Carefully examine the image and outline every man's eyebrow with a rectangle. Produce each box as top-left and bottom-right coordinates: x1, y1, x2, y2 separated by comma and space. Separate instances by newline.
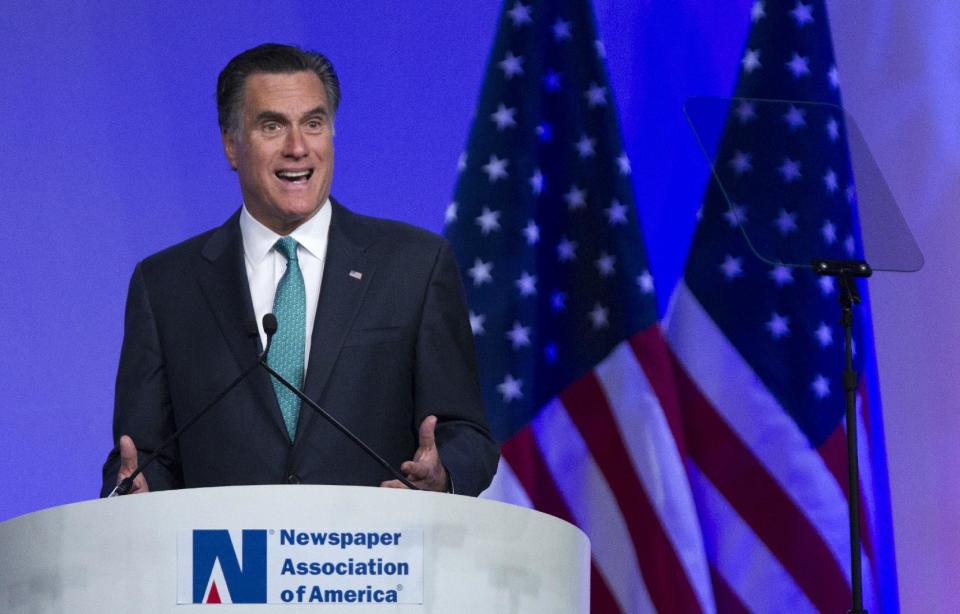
301, 105, 329, 119
253, 111, 289, 124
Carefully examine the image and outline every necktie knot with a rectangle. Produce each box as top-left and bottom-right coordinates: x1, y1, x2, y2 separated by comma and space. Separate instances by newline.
274, 237, 299, 263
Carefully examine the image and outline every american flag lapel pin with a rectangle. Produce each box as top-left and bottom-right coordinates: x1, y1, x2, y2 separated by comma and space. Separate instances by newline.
349, 270, 363, 280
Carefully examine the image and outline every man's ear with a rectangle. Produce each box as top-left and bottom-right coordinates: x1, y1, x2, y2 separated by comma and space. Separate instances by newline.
222, 131, 238, 171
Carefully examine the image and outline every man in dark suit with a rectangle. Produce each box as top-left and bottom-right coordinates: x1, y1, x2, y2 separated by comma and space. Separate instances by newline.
100, 44, 498, 497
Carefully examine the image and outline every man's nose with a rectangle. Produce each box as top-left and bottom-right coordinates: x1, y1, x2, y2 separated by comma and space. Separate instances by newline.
283, 128, 308, 157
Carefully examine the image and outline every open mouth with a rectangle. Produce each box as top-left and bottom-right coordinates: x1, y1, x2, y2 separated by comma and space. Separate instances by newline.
275, 169, 314, 183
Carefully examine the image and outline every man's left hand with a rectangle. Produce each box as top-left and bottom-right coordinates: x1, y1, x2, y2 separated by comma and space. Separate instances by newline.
381, 415, 449, 492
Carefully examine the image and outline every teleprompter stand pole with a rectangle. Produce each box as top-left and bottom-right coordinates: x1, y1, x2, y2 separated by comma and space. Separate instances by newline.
812, 258, 871, 614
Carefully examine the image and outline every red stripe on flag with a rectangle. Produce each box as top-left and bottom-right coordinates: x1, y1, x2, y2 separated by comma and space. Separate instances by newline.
561, 372, 702, 614
629, 326, 689, 460
818, 424, 849, 492
709, 565, 750, 614
501, 428, 623, 614
668, 351, 852, 612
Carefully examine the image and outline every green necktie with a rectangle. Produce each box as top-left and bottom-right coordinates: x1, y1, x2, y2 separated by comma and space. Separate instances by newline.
270, 237, 306, 441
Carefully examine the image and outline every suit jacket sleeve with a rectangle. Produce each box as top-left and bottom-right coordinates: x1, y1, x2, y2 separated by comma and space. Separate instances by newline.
414, 239, 499, 496
100, 262, 184, 496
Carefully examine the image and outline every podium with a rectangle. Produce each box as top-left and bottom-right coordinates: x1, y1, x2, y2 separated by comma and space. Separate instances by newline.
0, 485, 589, 613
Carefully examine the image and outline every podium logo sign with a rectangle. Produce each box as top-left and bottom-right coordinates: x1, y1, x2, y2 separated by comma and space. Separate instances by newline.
177, 528, 424, 605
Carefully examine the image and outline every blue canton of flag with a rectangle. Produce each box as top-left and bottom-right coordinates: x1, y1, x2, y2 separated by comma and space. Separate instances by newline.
444, 0, 655, 443
666, 0, 898, 612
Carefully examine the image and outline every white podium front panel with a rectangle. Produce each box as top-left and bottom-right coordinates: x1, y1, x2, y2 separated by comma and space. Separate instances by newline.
0, 485, 589, 613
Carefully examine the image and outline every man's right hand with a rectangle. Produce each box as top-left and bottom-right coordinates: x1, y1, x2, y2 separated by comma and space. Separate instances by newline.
117, 435, 150, 494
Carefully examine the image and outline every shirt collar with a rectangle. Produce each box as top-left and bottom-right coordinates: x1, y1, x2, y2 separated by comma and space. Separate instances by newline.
239, 199, 332, 265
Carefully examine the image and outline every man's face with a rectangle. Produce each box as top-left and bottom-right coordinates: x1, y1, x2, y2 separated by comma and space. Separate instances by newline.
223, 71, 334, 235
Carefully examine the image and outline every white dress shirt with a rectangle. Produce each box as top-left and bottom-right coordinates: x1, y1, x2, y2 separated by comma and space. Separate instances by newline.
239, 200, 332, 370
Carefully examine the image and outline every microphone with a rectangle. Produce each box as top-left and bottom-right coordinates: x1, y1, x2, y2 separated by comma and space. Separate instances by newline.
108, 315, 277, 497
259, 317, 420, 490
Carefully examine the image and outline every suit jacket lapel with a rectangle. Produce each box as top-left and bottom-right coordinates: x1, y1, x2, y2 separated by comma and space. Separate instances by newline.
197, 211, 289, 440
296, 201, 375, 441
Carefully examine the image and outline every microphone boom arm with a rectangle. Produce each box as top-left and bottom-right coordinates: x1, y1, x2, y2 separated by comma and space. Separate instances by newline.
259, 359, 420, 491
107, 323, 276, 498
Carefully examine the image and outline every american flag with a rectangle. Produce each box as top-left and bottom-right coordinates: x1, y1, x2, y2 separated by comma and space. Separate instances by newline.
445, 1, 713, 612
665, 0, 897, 612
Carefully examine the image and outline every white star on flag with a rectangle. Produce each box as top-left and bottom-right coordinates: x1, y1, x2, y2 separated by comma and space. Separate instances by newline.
778, 157, 802, 182
724, 203, 747, 228
506, 321, 532, 349
594, 39, 606, 59
815, 322, 833, 347
766, 312, 790, 339
751, 0, 766, 21
467, 258, 493, 286
605, 199, 628, 225
791, 1, 814, 26
769, 265, 794, 286
469, 311, 486, 336
445, 202, 458, 224
824, 168, 838, 193
845, 235, 856, 256
819, 276, 835, 296
575, 134, 596, 158
720, 254, 744, 279
742, 49, 761, 73
490, 103, 517, 130
475, 207, 501, 235
522, 219, 540, 245
786, 52, 811, 78
826, 117, 840, 141
557, 236, 578, 262
821, 219, 837, 244
774, 208, 799, 234
595, 252, 616, 277
637, 270, 655, 294
783, 105, 807, 130
529, 168, 544, 194
811, 374, 830, 399
496, 373, 523, 401
482, 155, 509, 182
515, 271, 537, 297
588, 303, 609, 329
828, 64, 840, 89
735, 100, 757, 123
617, 152, 631, 175
507, 1, 532, 27
498, 51, 525, 79
564, 185, 587, 210
729, 150, 753, 175
457, 152, 467, 172
584, 83, 607, 107
552, 18, 572, 41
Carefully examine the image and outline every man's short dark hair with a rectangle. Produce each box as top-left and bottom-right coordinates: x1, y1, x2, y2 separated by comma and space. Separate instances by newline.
216, 43, 341, 135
